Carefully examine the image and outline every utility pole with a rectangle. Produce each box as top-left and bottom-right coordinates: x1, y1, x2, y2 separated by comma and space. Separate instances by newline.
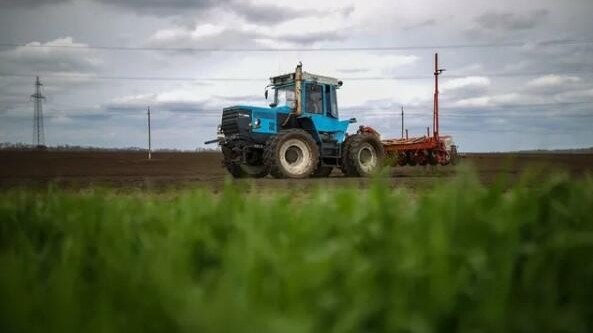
147, 106, 152, 160
401, 106, 404, 139
30, 76, 45, 148
434, 53, 445, 139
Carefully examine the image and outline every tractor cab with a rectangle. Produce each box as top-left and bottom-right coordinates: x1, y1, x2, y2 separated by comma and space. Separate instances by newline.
262, 65, 352, 143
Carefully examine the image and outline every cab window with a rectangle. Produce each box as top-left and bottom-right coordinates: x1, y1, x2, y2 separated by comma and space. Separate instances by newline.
324, 85, 331, 116
306, 84, 323, 114
329, 86, 338, 118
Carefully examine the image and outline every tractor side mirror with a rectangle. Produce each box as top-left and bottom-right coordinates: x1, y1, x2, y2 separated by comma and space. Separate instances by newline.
264, 89, 268, 100
349, 118, 357, 124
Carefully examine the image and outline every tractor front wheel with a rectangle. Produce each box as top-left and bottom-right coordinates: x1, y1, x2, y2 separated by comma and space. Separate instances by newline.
264, 129, 319, 178
221, 145, 268, 178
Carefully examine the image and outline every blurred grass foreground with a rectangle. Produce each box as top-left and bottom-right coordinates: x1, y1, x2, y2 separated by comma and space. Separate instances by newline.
1, 173, 592, 333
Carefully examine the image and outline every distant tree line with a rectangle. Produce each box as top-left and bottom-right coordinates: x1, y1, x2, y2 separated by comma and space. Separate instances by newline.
0, 142, 220, 153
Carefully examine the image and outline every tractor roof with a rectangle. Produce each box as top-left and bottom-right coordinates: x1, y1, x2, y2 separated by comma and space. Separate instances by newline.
270, 71, 341, 87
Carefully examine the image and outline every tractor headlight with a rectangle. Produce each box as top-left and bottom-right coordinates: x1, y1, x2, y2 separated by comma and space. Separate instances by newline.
250, 118, 261, 129
216, 124, 222, 134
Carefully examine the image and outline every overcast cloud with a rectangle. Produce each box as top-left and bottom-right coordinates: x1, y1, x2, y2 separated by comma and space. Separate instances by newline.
0, 0, 592, 151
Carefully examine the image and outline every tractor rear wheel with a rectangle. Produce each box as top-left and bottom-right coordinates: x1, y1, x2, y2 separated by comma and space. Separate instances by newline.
342, 133, 385, 177
264, 129, 319, 179
339, 134, 355, 175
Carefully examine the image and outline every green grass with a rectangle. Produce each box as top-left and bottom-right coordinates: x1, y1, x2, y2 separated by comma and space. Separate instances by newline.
0, 173, 592, 333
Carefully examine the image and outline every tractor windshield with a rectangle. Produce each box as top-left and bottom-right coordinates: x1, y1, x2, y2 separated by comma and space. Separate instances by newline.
275, 86, 296, 109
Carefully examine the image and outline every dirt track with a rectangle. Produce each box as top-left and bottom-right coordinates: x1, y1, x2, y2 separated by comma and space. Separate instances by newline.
1, 151, 592, 191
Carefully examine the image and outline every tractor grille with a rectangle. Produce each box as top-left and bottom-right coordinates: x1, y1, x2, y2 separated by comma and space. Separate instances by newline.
221, 108, 250, 136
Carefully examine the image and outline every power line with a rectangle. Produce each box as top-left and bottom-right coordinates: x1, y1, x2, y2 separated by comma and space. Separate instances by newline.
57, 100, 593, 115
442, 100, 593, 110
342, 101, 593, 117
2, 70, 593, 82
0, 39, 592, 53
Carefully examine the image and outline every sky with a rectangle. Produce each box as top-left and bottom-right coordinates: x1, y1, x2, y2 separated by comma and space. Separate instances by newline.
0, 0, 592, 152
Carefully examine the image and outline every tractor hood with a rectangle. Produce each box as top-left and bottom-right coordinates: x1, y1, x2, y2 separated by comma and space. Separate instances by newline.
220, 104, 292, 140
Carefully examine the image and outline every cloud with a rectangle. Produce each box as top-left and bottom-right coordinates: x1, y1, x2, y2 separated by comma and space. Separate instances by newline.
334, 54, 418, 76
522, 74, 590, 97
441, 76, 491, 101
104, 89, 262, 115
442, 76, 491, 90
454, 96, 492, 107
0, 37, 101, 75
465, 9, 550, 40
226, 1, 321, 24
96, 0, 222, 16
0, 0, 70, 8
95, 0, 325, 24
527, 74, 581, 88
476, 9, 549, 32
104, 92, 205, 113
148, 12, 349, 48
402, 19, 436, 31
556, 88, 593, 102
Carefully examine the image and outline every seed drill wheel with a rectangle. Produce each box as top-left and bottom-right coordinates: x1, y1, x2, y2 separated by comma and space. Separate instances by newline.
436, 149, 450, 166
397, 152, 408, 166
342, 133, 385, 177
264, 129, 319, 178
407, 151, 417, 166
221, 145, 268, 178
416, 150, 429, 166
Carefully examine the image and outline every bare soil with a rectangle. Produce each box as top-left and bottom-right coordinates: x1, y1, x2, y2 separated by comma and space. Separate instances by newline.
0, 151, 591, 191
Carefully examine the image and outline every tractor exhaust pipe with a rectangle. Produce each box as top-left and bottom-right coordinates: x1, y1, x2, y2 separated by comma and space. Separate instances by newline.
294, 62, 303, 117
282, 62, 303, 127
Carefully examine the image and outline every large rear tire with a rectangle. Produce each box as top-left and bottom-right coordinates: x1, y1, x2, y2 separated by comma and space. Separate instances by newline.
264, 129, 319, 179
342, 133, 385, 177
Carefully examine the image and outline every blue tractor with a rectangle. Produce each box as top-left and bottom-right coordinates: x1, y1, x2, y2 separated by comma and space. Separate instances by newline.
206, 63, 385, 178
